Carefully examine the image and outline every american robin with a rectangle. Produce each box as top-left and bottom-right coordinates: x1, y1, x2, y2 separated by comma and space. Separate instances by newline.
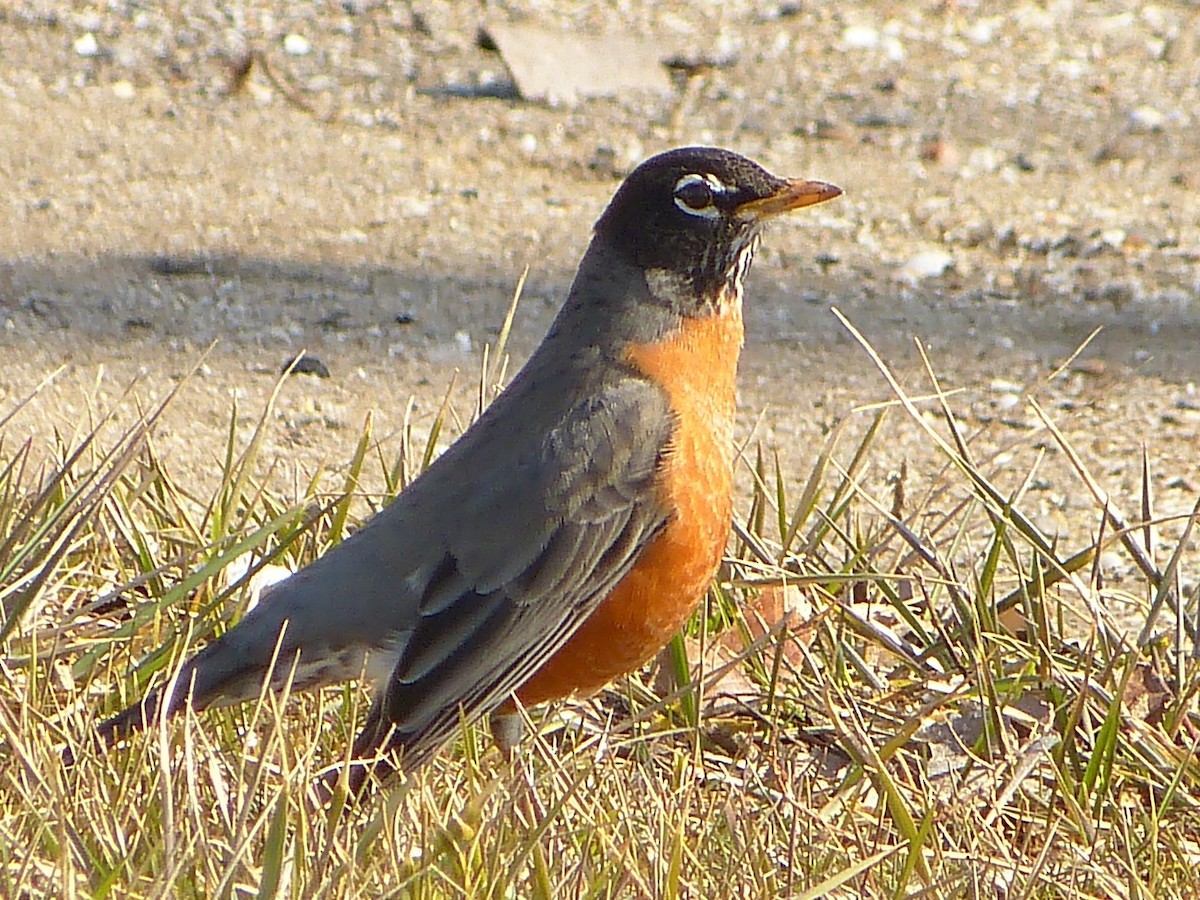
90, 147, 841, 795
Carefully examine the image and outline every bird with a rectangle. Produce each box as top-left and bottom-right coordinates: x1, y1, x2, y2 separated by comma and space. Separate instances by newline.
88, 147, 841, 796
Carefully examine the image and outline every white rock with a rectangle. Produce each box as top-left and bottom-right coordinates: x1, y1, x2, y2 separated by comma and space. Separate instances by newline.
220, 554, 294, 613
112, 80, 136, 100
1099, 551, 1126, 576
901, 249, 954, 281
283, 33, 312, 56
842, 24, 880, 49
965, 146, 1003, 176
74, 33, 100, 57
396, 196, 432, 217
1100, 228, 1127, 250
1128, 105, 1165, 133
967, 19, 997, 43
1054, 59, 1088, 80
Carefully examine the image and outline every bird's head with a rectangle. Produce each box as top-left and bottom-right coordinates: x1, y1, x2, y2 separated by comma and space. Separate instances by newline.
594, 147, 841, 310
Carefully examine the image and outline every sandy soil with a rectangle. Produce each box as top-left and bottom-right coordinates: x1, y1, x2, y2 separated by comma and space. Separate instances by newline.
2, 1, 1199, 600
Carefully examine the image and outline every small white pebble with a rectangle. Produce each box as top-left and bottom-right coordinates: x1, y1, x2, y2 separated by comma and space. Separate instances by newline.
519, 133, 538, 155
1100, 228, 1127, 250
967, 20, 996, 43
842, 24, 880, 49
283, 33, 312, 56
965, 146, 1003, 176
1128, 105, 1165, 133
112, 79, 136, 100
1054, 59, 1088, 80
74, 33, 100, 57
901, 249, 954, 281
397, 196, 432, 217
454, 330, 473, 353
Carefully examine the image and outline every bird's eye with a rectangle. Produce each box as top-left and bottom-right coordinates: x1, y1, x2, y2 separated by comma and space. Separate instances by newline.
673, 173, 721, 218
675, 177, 713, 210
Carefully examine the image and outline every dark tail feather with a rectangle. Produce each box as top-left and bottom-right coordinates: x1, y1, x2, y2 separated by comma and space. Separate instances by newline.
67, 665, 202, 765
330, 697, 396, 799
320, 697, 435, 801
96, 688, 166, 746
61, 687, 165, 767
74, 632, 263, 764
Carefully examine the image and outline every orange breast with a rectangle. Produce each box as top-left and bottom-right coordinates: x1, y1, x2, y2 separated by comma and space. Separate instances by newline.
516, 296, 744, 706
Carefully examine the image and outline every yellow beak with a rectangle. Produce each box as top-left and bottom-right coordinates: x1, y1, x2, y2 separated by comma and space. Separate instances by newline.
736, 179, 843, 220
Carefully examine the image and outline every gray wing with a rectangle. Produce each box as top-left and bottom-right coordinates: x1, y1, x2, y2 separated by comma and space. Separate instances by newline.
371, 372, 674, 767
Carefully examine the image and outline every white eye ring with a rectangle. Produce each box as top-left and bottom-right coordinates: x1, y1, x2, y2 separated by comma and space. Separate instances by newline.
673, 173, 727, 219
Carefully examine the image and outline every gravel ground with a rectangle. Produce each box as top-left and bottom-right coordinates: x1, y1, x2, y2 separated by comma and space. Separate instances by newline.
2, 1, 1199, 610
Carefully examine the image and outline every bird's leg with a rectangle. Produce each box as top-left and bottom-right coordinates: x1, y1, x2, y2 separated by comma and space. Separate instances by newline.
489, 704, 526, 759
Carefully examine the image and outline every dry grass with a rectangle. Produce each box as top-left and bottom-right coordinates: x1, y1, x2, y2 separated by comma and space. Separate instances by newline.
3, 319, 1200, 899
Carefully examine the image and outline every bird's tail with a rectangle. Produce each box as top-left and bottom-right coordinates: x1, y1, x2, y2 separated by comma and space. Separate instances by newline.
60, 684, 168, 767
66, 637, 236, 765
96, 687, 167, 746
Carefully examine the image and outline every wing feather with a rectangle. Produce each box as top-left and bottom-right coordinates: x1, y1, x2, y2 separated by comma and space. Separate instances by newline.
378, 373, 674, 764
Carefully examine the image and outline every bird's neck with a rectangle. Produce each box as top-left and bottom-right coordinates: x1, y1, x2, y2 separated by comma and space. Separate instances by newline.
546, 237, 750, 354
